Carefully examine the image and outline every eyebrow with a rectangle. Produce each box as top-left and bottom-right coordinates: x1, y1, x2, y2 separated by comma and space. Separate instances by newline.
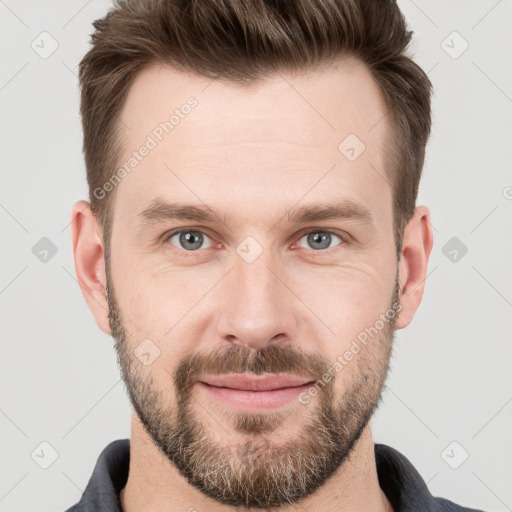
136, 198, 374, 230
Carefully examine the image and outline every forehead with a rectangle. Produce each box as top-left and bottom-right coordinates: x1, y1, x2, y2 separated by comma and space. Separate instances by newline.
120, 57, 388, 147
113, 58, 391, 227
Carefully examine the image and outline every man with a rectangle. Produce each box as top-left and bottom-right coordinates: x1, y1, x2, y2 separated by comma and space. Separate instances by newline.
66, 0, 484, 510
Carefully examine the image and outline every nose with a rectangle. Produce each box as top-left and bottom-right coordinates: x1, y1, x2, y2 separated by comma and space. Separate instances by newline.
215, 250, 300, 351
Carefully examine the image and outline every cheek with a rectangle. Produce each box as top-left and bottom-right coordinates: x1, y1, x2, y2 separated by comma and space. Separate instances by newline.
112, 260, 212, 373
289, 259, 396, 358
111, 245, 197, 335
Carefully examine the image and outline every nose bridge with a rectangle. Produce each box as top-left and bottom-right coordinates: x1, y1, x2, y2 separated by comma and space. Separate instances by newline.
234, 252, 277, 306
216, 245, 297, 349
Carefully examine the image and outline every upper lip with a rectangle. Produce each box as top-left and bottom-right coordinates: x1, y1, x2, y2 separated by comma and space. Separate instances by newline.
200, 375, 313, 391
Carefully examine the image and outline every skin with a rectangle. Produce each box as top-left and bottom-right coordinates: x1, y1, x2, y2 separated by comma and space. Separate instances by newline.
71, 57, 433, 511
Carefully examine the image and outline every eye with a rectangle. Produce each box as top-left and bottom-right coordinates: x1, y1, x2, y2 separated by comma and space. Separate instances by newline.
295, 230, 344, 251
167, 230, 215, 251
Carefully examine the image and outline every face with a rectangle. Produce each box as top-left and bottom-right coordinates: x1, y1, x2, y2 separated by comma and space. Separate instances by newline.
104, 58, 401, 508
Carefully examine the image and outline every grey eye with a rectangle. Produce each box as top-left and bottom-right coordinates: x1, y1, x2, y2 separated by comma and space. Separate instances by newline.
169, 230, 213, 251
297, 231, 342, 251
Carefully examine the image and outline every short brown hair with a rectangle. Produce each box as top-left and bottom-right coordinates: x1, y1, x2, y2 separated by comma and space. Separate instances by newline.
79, 0, 432, 255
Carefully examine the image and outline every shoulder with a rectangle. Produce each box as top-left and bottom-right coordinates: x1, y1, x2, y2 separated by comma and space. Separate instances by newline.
374, 443, 486, 512
62, 439, 130, 512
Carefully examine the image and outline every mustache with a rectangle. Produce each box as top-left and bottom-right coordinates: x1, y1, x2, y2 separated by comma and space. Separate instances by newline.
174, 343, 330, 393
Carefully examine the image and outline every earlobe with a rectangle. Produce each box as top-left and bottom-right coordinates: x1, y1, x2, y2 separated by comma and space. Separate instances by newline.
396, 205, 434, 330
70, 200, 111, 335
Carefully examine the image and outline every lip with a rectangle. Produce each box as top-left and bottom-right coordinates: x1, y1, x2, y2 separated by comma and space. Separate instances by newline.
200, 374, 313, 391
198, 374, 315, 412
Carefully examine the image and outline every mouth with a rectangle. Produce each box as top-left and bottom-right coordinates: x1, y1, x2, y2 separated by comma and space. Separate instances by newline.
198, 374, 315, 411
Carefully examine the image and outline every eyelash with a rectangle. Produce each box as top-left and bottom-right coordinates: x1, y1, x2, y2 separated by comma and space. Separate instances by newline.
162, 228, 349, 255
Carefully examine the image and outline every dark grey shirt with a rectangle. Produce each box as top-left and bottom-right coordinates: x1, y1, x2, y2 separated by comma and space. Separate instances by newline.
64, 439, 485, 511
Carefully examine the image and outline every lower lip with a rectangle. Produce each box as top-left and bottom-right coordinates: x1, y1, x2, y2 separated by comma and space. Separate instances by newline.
198, 382, 313, 412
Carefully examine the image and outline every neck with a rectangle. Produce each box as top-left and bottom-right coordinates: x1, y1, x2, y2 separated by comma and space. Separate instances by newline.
120, 413, 393, 512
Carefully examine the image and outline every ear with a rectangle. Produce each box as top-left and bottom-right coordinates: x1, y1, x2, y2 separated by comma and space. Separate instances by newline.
396, 205, 434, 329
70, 200, 111, 335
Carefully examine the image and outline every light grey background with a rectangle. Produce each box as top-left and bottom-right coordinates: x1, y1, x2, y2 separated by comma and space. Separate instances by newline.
1, 1, 511, 511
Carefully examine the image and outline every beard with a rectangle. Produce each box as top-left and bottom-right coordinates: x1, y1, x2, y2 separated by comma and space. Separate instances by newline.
105, 258, 399, 509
